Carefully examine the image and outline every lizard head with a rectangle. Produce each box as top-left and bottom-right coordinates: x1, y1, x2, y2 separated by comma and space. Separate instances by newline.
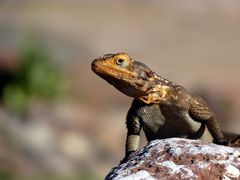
91, 53, 158, 98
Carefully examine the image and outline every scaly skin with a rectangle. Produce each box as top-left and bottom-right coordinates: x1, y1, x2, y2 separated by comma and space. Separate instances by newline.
91, 53, 228, 160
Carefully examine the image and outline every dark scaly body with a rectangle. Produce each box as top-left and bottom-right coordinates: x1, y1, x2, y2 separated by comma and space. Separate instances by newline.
91, 53, 227, 159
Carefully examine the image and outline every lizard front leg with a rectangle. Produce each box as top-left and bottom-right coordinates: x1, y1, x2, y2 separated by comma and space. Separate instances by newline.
125, 116, 141, 155
122, 102, 142, 163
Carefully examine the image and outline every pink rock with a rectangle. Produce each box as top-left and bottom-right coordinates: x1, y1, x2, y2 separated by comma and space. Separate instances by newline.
106, 138, 240, 180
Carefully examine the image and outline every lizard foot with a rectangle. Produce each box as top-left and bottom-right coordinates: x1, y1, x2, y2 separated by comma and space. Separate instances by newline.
119, 151, 137, 164
213, 138, 229, 146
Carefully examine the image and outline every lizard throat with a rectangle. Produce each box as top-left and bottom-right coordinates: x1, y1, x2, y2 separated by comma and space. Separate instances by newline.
138, 85, 170, 104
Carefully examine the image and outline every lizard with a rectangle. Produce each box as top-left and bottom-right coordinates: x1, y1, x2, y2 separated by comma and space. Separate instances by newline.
91, 53, 229, 161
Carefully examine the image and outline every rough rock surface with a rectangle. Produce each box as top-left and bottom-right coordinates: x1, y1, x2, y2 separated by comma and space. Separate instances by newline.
106, 138, 240, 180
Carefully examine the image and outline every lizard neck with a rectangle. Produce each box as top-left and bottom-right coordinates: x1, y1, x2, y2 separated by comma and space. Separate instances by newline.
138, 73, 179, 104
152, 72, 178, 87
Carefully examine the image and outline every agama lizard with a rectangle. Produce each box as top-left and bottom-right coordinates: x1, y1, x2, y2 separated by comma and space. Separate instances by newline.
91, 53, 229, 160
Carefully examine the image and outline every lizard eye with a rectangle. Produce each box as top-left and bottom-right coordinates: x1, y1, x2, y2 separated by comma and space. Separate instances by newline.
116, 58, 124, 65
116, 58, 129, 67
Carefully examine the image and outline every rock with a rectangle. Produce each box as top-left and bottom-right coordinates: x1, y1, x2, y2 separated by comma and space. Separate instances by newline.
106, 138, 240, 180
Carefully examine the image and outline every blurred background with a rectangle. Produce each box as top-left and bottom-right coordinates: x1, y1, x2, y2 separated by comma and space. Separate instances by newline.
0, 0, 240, 179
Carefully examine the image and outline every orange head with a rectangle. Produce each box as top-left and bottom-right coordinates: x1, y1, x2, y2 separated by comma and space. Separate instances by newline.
91, 53, 158, 98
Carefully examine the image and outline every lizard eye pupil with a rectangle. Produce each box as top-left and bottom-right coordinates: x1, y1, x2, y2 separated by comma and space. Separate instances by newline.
116, 59, 124, 65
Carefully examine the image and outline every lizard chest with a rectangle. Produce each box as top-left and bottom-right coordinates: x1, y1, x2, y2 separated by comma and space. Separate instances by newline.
136, 103, 165, 134
136, 102, 202, 141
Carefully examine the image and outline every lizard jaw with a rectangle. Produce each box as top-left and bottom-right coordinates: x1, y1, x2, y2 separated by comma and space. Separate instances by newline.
92, 59, 153, 98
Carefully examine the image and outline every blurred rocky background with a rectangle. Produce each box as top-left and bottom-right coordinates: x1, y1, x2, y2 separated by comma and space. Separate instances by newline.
0, 0, 239, 179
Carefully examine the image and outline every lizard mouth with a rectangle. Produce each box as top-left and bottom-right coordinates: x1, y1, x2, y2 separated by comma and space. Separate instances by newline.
91, 60, 134, 80
91, 60, 99, 73
91, 60, 117, 78
91, 60, 110, 78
